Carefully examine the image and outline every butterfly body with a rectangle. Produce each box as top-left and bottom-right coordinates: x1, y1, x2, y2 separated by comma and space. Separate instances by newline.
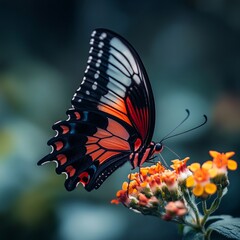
38, 29, 163, 191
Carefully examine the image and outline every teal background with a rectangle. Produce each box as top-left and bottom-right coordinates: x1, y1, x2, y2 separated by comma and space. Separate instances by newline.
0, 1, 240, 239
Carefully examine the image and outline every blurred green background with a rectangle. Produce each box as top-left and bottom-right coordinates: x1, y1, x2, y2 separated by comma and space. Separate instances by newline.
0, 0, 240, 239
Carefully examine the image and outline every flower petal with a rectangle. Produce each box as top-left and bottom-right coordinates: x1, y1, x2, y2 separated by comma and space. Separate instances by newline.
202, 161, 213, 170
205, 183, 217, 195
189, 163, 201, 172
208, 168, 217, 178
209, 150, 220, 158
192, 184, 204, 196
226, 151, 235, 159
186, 176, 195, 187
227, 160, 238, 170
122, 181, 128, 191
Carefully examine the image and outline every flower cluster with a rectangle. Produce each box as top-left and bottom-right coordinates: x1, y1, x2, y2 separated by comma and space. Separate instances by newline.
111, 151, 237, 226
186, 151, 237, 198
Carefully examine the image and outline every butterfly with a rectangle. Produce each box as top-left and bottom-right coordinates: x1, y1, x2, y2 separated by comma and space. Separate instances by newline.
38, 28, 163, 192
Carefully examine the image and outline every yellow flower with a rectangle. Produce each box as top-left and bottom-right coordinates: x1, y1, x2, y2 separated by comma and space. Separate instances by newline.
186, 163, 217, 197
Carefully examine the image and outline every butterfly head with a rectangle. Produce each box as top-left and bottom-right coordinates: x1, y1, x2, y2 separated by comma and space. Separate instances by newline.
154, 142, 163, 154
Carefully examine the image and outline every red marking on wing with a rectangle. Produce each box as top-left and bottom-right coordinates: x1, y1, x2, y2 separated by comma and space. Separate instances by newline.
79, 172, 90, 186
60, 125, 69, 134
55, 141, 63, 151
86, 144, 100, 154
98, 151, 121, 164
66, 166, 76, 177
87, 136, 99, 144
107, 119, 129, 140
133, 153, 139, 168
134, 138, 142, 151
126, 96, 149, 140
99, 136, 130, 151
94, 129, 112, 138
139, 148, 151, 166
74, 111, 81, 120
98, 103, 132, 126
56, 154, 67, 165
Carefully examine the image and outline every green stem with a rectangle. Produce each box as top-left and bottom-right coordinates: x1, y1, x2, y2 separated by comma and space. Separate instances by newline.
202, 200, 208, 215
205, 229, 213, 240
183, 189, 201, 227
201, 189, 223, 227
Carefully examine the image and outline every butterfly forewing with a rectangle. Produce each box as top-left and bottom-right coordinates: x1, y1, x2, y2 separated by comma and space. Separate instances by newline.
38, 29, 156, 191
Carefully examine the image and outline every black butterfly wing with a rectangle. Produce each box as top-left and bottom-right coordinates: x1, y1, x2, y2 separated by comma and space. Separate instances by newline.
38, 29, 155, 191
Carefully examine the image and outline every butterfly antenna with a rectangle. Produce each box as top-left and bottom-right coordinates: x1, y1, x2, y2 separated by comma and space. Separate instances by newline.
164, 145, 181, 159
158, 153, 169, 168
161, 113, 207, 142
161, 109, 190, 142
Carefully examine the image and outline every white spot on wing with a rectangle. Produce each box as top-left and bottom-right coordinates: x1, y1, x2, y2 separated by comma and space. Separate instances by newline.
92, 81, 97, 90
50, 145, 54, 153
72, 93, 77, 100
87, 56, 92, 63
85, 66, 90, 73
86, 90, 90, 95
98, 50, 103, 57
91, 30, 96, 37
82, 77, 86, 85
66, 114, 71, 121
133, 74, 141, 84
62, 171, 68, 179
98, 42, 104, 48
90, 38, 94, 45
99, 32, 107, 40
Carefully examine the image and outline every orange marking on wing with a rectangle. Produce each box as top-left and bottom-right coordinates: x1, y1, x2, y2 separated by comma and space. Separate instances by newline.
56, 154, 67, 165
66, 166, 76, 177
134, 138, 142, 151
99, 136, 130, 151
90, 149, 105, 161
94, 128, 112, 138
87, 136, 99, 144
74, 111, 81, 120
55, 141, 63, 151
110, 98, 128, 114
98, 104, 132, 126
98, 151, 120, 164
60, 125, 69, 134
86, 144, 100, 154
107, 118, 129, 140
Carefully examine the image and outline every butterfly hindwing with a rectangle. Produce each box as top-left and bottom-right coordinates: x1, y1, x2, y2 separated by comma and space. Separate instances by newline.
38, 28, 156, 191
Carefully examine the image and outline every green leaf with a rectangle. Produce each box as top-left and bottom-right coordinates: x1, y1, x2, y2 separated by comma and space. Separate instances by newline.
182, 226, 204, 240
208, 217, 240, 239
208, 215, 233, 221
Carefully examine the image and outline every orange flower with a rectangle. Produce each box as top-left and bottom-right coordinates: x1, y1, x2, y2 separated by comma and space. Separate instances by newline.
161, 170, 177, 189
171, 157, 192, 183
209, 151, 237, 172
186, 163, 217, 197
